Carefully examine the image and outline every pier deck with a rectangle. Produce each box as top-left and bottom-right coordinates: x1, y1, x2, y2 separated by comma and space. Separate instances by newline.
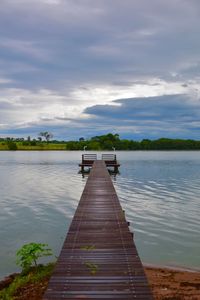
43, 161, 153, 300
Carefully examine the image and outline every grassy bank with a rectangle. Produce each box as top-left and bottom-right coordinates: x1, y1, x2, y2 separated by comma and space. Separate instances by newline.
0, 263, 55, 300
0, 142, 66, 151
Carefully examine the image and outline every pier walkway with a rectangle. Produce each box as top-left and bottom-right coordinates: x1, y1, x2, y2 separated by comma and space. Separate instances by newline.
43, 161, 153, 299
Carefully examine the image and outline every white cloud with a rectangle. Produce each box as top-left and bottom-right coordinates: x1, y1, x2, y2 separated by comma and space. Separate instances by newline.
0, 77, 13, 84
0, 76, 199, 132
71, 78, 200, 104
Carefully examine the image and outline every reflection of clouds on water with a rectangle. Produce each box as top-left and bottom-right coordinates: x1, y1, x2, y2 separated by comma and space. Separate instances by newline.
0, 151, 84, 279
114, 151, 200, 269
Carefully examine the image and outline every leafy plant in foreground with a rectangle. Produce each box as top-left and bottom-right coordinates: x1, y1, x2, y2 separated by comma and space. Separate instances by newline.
16, 242, 52, 273
0, 263, 55, 300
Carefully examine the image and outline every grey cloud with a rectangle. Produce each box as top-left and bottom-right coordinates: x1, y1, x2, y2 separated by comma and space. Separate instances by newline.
0, 101, 15, 110
1, 0, 200, 89
82, 94, 200, 139
1, 1, 200, 138
84, 95, 197, 121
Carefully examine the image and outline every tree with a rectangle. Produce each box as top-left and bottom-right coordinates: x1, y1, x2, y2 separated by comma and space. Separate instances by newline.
16, 242, 52, 273
39, 132, 53, 142
7, 141, 18, 150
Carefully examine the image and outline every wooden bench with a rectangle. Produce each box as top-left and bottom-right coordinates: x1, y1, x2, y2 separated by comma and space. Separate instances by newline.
102, 154, 120, 172
79, 154, 97, 171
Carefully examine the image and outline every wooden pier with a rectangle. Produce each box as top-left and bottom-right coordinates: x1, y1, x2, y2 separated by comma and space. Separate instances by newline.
43, 161, 153, 300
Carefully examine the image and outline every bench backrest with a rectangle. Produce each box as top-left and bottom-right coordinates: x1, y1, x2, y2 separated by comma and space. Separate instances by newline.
102, 154, 116, 162
82, 154, 97, 163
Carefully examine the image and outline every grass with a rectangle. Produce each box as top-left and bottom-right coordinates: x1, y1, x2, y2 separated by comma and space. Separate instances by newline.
84, 262, 99, 275
0, 263, 55, 300
80, 245, 96, 250
0, 142, 67, 151
0, 143, 8, 150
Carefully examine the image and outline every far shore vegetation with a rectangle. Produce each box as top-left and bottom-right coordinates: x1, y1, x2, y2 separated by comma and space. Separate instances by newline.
1, 133, 200, 151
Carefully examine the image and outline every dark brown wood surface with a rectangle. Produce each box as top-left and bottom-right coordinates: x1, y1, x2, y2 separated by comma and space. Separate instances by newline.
43, 161, 153, 299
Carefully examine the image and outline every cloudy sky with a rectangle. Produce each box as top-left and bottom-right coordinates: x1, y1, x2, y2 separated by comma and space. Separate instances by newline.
0, 0, 200, 140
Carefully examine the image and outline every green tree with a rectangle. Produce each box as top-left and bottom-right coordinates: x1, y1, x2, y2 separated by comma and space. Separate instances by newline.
141, 139, 152, 150
66, 141, 79, 150
16, 243, 52, 273
39, 132, 53, 142
7, 141, 18, 150
87, 141, 101, 150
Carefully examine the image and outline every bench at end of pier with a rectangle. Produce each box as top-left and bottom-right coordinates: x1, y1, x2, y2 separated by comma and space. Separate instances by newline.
79, 154, 97, 171
102, 154, 120, 172
79, 153, 120, 173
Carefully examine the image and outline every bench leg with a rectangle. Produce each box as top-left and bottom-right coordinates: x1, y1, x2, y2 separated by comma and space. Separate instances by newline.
114, 166, 118, 173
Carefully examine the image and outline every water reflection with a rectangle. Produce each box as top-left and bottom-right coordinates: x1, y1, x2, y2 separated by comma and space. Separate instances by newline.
113, 152, 200, 270
0, 151, 200, 279
79, 168, 120, 179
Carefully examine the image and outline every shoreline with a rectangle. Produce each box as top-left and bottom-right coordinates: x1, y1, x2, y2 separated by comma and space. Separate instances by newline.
1, 262, 199, 281
144, 263, 200, 273
1, 149, 200, 151
1, 264, 200, 299
144, 265, 200, 299
1, 262, 199, 282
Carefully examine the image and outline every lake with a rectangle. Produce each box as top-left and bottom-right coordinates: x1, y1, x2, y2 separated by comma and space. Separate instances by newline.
0, 151, 200, 279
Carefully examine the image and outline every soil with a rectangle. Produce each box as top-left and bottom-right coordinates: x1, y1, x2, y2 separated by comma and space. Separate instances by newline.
1, 266, 200, 299
145, 266, 200, 300
13, 278, 50, 300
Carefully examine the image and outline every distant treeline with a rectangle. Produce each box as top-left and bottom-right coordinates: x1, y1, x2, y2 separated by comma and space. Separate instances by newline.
65, 134, 200, 150
1, 133, 200, 150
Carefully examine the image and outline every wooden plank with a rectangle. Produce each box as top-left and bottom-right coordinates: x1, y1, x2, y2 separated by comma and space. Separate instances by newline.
43, 161, 153, 300
82, 154, 97, 160
101, 154, 120, 171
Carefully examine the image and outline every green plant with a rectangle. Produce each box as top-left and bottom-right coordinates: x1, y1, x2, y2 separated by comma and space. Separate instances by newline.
7, 142, 17, 151
80, 245, 96, 250
84, 262, 98, 275
16, 243, 52, 273
0, 263, 55, 300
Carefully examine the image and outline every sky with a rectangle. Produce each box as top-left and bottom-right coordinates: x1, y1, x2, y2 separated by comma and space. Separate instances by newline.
0, 0, 200, 140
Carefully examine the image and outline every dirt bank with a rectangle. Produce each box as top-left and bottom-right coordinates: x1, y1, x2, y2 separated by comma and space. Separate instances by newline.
145, 266, 200, 299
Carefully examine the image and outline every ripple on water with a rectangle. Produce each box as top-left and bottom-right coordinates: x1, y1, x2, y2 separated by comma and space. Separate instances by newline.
1, 151, 200, 278
114, 155, 200, 269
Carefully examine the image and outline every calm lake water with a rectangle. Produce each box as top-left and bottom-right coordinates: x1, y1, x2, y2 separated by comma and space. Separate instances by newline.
0, 151, 200, 279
